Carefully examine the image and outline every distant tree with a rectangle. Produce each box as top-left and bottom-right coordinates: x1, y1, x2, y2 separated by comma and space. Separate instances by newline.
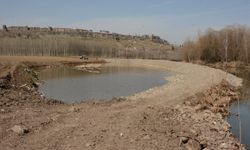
171, 45, 175, 50
182, 25, 250, 63
49, 26, 53, 31
2, 25, 8, 32
26, 26, 30, 31
183, 40, 196, 62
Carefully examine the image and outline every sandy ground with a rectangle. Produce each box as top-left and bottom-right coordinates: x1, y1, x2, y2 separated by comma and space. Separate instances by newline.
0, 56, 245, 150
105, 59, 242, 105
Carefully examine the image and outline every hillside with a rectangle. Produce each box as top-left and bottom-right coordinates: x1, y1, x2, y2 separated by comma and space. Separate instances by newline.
0, 25, 173, 59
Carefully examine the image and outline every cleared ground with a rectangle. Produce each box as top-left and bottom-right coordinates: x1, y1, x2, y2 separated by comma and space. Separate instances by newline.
0, 57, 244, 149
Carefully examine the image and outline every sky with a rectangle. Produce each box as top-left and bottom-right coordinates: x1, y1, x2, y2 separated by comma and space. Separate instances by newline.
0, 0, 250, 44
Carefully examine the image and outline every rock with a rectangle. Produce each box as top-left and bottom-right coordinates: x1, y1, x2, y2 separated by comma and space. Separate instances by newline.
200, 141, 207, 149
158, 111, 164, 116
147, 105, 154, 109
85, 142, 95, 147
183, 139, 201, 150
11, 125, 29, 135
219, 142, 230, 149
143, 135, 151, 140
184, 101, 191, 106
120, 133, 124, 137
194, 104, 202, 111
222, 125, 230, 132
0, 109, 4, 112
69, 107, 80, 112
181, 137, 189, 143
179, 137, 189, 146
85, 143, 91, 147
19, 84, 27, 88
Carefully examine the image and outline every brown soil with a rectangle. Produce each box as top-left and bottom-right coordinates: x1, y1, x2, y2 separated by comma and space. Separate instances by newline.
0, 56, 246, 150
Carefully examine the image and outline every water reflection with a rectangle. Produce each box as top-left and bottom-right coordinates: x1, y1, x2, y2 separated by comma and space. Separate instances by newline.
227, 68, 250, 148
38, 67, 93, 79
38, 66, 168, 103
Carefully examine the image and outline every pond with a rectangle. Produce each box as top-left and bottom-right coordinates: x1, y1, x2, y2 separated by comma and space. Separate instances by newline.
227, 68, 250, 148
38, 66, 169, 103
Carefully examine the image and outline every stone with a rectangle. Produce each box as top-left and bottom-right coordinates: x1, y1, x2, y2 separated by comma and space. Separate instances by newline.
219, 142, 229, 149
85, 142, 95, 147
147, 105, 154, 109
194, 104, 202, 111
69, 107, 80, 113
179, 137, 190, 146
85, 143, 91, 147
120, 133, 124, 137
185, 101, 191, 106
11, 125, 29, 135
200, 141, 207, 149
143, 135, 151, 140
183, 139, 201, 150
180, 137, 189, 144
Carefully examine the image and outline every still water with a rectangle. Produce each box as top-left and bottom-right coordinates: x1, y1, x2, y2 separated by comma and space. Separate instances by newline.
38, 66, 168, 103
227, 68, 250, 148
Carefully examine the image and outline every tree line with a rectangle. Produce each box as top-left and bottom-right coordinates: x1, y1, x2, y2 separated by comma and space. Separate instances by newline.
0, 35, 171, 59
183, 25, 250, 63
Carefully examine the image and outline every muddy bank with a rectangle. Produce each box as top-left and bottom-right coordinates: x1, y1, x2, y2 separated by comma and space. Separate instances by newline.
0, 56, 106, 71
0, 57, 245, 149
0, 64, 64, 108
138, 81, 244, 149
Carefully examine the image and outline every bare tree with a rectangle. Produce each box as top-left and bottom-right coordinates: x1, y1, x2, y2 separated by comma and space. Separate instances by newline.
223, 31, 228, 63
183, 25, 250, 63
2, 25, 8, 32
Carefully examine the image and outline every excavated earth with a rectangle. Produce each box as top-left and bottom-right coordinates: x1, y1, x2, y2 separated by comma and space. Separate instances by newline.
0, 56, 246, 150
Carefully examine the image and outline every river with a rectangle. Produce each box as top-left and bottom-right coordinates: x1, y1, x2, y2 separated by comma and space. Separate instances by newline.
228, 68, 250, 148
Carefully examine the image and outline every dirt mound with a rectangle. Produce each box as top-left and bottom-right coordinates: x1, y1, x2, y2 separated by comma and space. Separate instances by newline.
134, 105, 242, 149
184, 80, 240, 117
0, 64, 64, 110
131, 81, 244, 150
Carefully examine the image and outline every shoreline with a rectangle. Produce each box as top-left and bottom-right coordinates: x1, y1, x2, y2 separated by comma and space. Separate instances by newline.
0, 56, 246, 149
106, 59, 242, 106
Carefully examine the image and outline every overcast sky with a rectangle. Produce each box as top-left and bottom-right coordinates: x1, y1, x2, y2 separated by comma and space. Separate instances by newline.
0, 0, 250, 44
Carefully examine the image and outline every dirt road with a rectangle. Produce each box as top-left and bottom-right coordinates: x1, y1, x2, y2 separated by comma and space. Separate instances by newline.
0, 57, 244, 149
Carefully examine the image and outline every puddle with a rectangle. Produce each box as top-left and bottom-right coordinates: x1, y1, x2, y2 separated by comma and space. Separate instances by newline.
38, 66, 169, 103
